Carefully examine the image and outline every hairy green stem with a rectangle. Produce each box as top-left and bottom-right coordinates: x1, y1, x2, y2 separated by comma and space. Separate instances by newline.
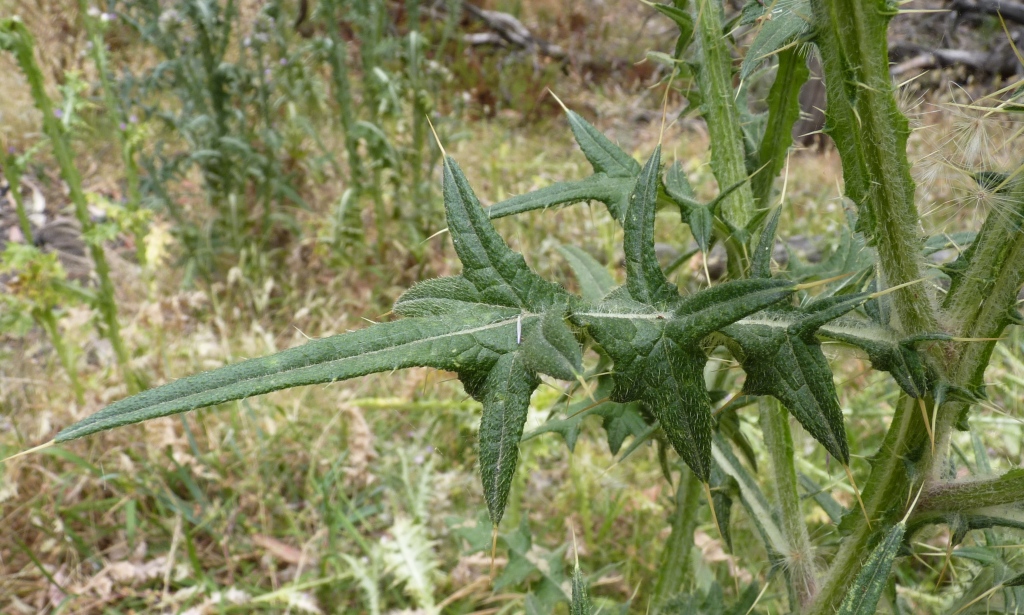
807, 394, 928, 615
932, 179, 1024, 477
759, 398, 818, 610
915, 472, 1024, 517
943, 179, 1024, 385
809, 0, 937, 336
691, 0, 756, 230
653, 466, 702, 604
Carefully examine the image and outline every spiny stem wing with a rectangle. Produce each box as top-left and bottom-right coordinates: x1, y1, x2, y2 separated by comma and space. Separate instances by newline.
624, 146, 679, 307
56, 311, 521, 442
479, 352, 538, 526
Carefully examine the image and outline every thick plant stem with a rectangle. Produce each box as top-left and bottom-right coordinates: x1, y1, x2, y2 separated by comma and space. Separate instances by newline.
931, 182, 1024, 478
759, 398, 818, 610
809, 0, 938, 336
652, 466, 702, 604
691, 0, 755, 230
916, 472, 1024, 516
807, 395, 928, 615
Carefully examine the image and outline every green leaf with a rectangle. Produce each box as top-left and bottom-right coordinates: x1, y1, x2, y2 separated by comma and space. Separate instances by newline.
570, 563, 592, 615
836, 521, 906, 615
524, 377, 649, 455
740, 0, 813, 78
486, 174, 636, 222
564, 109, 640, 179
55, 313, 520, 442
484, 109, 641, 222
494, 518, 571, 607
442, 157, 566, 311
665, 160, 697, 205
479, 352, 538, 525
576, 279, 795, 481
522, 306, 583, 381
688, 205, 714, 255
751, 47, 810, 206
558, 245, 616, 302
723, 295, 867, 463
625, 146, 679, 306
710, 463, 738, 550
58, 153, 582, 533
712, 437, 790, 558
818, 318, 935, 398
750, 206, 782, 278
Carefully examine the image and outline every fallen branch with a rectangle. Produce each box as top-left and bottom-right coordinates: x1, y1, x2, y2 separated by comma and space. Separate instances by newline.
952, 0, 1024, 26
889, 42, 1022, 77
459, 2, 566, 59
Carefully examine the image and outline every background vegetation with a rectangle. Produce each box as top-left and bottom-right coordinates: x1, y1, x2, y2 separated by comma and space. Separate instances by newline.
0, 0, 1022, 613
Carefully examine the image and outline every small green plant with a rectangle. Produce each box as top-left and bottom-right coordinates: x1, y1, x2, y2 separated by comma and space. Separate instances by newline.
17, 1, 1024, 614
0, 243, 87, 404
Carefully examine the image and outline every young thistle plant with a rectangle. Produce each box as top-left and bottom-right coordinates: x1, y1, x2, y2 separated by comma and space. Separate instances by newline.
9, 0, 1024, 613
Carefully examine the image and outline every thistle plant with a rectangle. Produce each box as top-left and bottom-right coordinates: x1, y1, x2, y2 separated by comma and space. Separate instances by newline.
1, 18, 141, 393
15, 0, 1024, 613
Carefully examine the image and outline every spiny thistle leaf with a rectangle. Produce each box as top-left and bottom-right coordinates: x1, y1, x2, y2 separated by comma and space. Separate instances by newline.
524, 377, 648, 455
57, 154, 586, 531
478, 352, 538, 525
625, 147, 679, 307
739, 0, 813, 79
574, 279, 794, 481
442, 157, 566, 311
665, 160, 714, 254
521, 306, 583, 381
836, 520, 906, 615
565, 108, 641, 179
723, 295, 866, 464
486, 174, 636, 222
818, 319, 936, 398
570, 564, 592, 615
486, 108, 640, 222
